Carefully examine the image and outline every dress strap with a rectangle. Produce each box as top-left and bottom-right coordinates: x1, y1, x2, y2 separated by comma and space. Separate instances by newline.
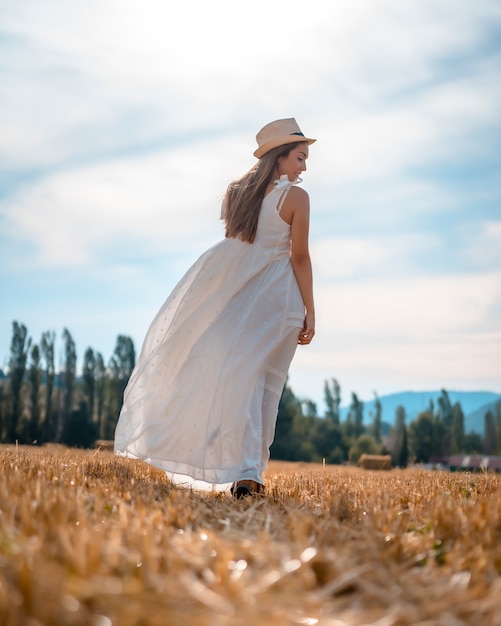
276, 186, 292, 214
274, 175, 293, 214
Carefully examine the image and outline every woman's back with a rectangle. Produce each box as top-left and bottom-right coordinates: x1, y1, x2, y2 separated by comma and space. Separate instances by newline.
253, 177, 294, 258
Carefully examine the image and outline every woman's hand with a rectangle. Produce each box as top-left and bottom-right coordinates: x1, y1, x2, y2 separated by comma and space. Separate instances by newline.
298, 312, 315, 345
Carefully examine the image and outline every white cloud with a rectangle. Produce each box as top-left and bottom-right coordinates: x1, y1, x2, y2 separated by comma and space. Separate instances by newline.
0, 135, 253, 267
316, 270, 501, 339
312, 233, 442, 279
462, 221, 501, 267
289, 271, 501, 402
313, 237, 391, 279
2, 0, 500, 171
309, 64, 501, 191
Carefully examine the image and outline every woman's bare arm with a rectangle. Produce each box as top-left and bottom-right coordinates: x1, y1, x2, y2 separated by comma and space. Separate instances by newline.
284, 187, 315, 345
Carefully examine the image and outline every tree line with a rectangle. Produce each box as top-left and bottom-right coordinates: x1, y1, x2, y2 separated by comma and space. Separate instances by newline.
0, 322, 135, 448
1, 321, 500, 465
272, 380, 501, 466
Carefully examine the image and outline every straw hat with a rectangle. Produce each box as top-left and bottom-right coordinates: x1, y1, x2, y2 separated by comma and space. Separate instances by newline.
253, 118, 316, 158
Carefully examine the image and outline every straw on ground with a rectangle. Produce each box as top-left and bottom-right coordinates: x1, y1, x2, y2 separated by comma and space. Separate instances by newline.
0, 445, 500, 625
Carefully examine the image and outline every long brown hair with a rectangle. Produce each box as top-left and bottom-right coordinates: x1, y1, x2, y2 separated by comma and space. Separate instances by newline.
222, 142, 304, 243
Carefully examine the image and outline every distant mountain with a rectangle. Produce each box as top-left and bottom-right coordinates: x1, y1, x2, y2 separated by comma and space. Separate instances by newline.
464, 399, 501, 435
340, 390, 501, 435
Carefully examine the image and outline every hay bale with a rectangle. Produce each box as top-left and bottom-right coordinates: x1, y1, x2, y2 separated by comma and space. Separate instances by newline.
94, 439, 114, 452
358, 454, 392, 470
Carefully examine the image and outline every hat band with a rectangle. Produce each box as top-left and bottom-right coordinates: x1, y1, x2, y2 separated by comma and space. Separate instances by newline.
290, 132, 305, 137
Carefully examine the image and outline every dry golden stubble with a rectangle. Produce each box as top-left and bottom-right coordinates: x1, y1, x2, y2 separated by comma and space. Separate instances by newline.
0, 446, 501, 626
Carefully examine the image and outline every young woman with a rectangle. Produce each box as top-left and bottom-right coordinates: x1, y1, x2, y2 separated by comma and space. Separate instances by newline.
115, 118, 316, 497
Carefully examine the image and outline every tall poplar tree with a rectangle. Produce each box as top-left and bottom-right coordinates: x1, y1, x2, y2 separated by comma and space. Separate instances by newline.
347, 392, 364, 438
59, 328, 77, 441
271, 381, 304, 460
450, 402, 465, 453
40, 331, 56, 442
105, 335, 135, 438
436, 389, 453, 455
0, 379, 5, 439
371, 391, 382, 443
495, 400, 501, 455
324, 378, 341, 425
82, 347, 96, 421
437, 389, 453, 426
7, 321, 31, 442
484, 410, 496, 455
28, 343, 42, 442
392, 405, 408, 468
94, 352, 106, 439
409, 411, 434, 463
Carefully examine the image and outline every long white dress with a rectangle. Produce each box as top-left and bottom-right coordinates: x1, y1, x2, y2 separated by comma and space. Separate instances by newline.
114, 175, 305, 491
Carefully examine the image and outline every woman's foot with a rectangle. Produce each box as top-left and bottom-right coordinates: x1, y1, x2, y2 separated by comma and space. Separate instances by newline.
230, 480, 265, 499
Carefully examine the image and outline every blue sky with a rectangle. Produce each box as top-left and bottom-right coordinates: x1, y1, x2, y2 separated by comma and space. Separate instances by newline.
1, 0, 500, 411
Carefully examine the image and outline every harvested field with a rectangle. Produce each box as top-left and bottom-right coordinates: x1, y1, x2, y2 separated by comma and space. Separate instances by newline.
1, 445, 500, 625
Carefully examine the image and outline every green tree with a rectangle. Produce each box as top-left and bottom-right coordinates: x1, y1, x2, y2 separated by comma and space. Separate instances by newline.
105, 335, 136, 438
7, 321, 31, 442
346, 392, 364, 438
450, 402, 465, 453
348, 433, 380, 465
409, 410, 450, 462
59, 328, 77, 441
302, 399, 317, 419
40, 331, 56, 442
82, 347, 96, 423
463, 431, 483, 454
484, 410, 496, 455
437, 389, 453, 427
391, 405, 408, 468
310, 418, 348, 463
370, 391, 382, 443
432, 415, 449, 458
271, 381, 303, 460
291, 399, 318, 462
271, 384, 295, 459
94, 352, 106, 439
0, 377, 5, 438
408, 411, 434, 463
494, 400, 501, 455
324, 378, 341, 425
436, 389, 453, 455
61, 401, 97, 448
28, 343, 42, 443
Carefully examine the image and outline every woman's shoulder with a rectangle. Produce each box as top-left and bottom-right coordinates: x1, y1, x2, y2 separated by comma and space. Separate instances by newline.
285, 185, 310, 205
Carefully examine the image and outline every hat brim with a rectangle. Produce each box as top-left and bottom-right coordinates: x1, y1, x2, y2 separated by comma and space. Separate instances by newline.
254, 135, 316, 159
